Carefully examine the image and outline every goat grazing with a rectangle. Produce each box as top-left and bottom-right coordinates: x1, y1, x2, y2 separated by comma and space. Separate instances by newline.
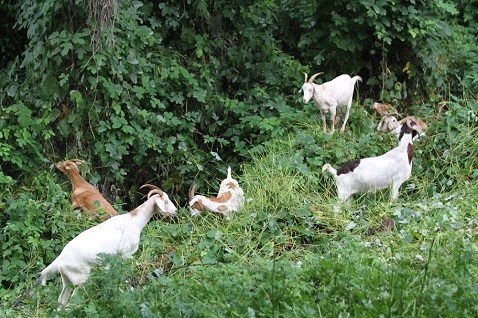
322, 119, 419, 206
56, 159, 118, 221
371, 102, 399, 117
34, 184, 177, 305
299, 72, 362, 134
189, 167, 244, 220
378, 115, 427, 141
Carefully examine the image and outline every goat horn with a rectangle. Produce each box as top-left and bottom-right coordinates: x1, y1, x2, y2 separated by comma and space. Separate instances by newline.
308, 72, 323, 83
388, 111, 401, 118
189, 184, 197, 201
391, 117, 414, 131
140, 184, 164, 199
70, 159, 84, 165
387, 117, 404, 132
147, 189, 163, 199
303, 72, 308, 83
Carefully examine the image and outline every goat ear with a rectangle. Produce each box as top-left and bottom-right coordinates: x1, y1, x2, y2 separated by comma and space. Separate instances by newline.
412, 128, 419, 140
72, 159, 84, 167
154, 197, 166, 213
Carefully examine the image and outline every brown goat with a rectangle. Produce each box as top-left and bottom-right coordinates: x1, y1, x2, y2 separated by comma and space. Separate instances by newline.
56, 159, 118, 221
371, 102, 400, 117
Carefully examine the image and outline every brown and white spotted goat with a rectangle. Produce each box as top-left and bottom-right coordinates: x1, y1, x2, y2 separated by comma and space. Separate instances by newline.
189, 167, 245, 219
371, 102, 399, 117
322, 119, 420, 207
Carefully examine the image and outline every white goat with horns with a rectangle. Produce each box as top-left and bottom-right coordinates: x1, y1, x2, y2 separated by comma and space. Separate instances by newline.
299, 73, 362, 134
322, 119, 420, 208
13, 184, 177, 307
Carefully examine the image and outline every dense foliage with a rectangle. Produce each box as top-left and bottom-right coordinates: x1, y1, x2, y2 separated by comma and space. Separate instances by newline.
1, 0, 476, 196
0, 0, 477, 316
274, 0, 477, 103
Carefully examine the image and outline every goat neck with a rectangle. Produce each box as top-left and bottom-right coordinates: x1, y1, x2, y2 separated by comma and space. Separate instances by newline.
65, 166, 90, 190
127, 195, 159, 229
397, 122, 419, 165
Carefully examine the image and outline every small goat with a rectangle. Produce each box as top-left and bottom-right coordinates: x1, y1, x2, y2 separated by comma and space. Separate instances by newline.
299, 72, 362, 134
322, 119, 419, 206
36, 184, 177, 305
189, 167, 244, 220
371, 102, 399, 117
56, 159, 118, 221
378, 115, 427, 140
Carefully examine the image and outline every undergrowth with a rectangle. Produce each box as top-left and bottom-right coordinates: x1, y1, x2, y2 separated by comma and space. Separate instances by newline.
1, 100, 477, 317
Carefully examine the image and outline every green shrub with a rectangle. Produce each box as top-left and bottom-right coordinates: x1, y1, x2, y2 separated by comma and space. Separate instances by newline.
417, 97, 478, 193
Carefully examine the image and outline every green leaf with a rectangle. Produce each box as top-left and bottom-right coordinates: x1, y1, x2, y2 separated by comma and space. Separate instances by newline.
122, 125, 135, 134
70, 90, 84, 106
127, 51, 139, 64
61, 42, 73, 56
72, 33, 86, 44
6, 85, 18, 97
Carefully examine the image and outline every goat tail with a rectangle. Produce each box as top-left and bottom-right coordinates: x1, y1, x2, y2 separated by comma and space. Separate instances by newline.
227, 166, 232, 179
322, 163, 337, 176
39, 259, 59, 286
352, 75, 362, 84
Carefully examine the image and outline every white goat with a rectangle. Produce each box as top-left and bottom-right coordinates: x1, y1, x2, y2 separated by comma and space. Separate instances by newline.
37, 184, 177, 305
189, 167, 244, 220
322, 119, 419, 206
57, 159, 118, 221
300, 73, 362, 134
378, 115, 427, 141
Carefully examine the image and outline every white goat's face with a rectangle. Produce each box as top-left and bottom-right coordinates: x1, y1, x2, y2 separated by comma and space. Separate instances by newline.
300, 83, 314, 103
377, 116, 398, 133
154, 193, 178, 217
386, 116, 398, 131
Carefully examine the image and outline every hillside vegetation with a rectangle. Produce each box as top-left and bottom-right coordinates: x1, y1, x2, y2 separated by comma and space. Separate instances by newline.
1, 0, 477, 316
2, 99, 477, 317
